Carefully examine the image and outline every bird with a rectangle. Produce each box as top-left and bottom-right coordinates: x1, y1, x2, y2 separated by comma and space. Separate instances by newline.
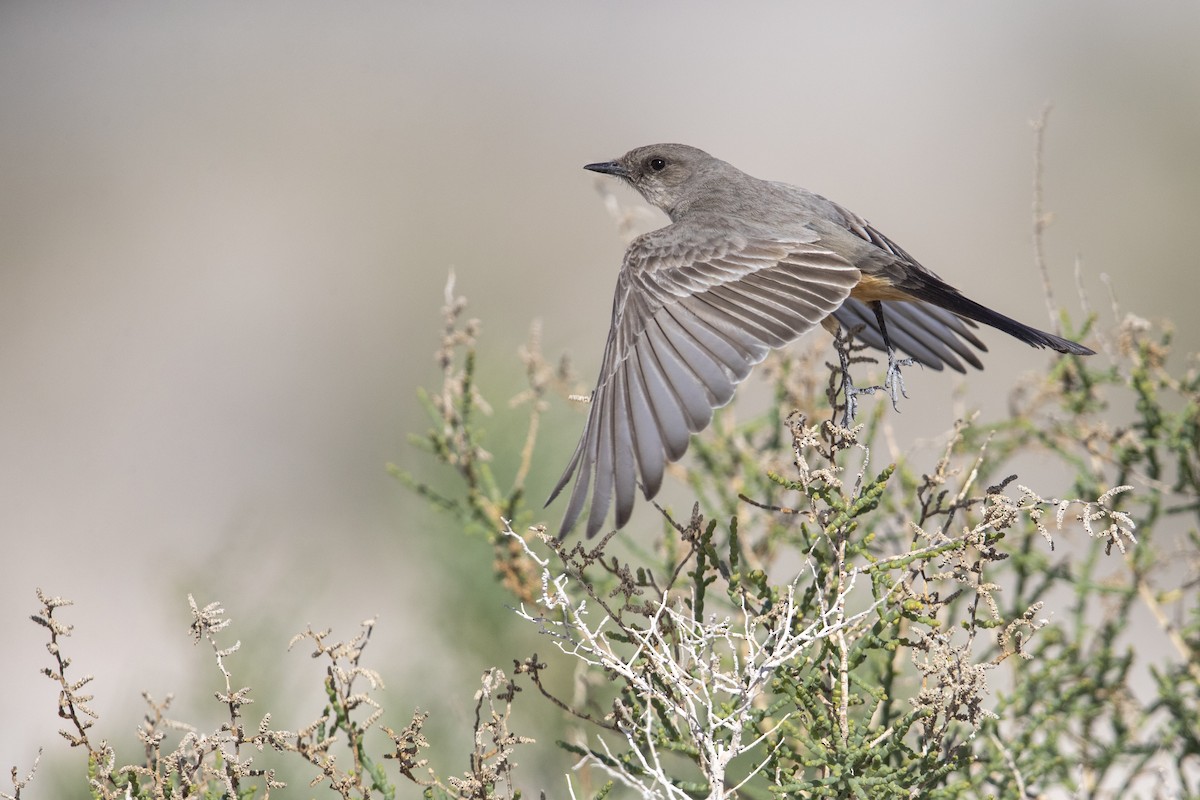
545, 143, 1093, 539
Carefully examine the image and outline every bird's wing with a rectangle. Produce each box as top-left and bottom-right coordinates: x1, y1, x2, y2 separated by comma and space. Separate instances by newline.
822, 203, 990, 370
831, 298, 987, 372
830, 208, 1092, 356
830, 203, 927, 274
547, 226, 860, 538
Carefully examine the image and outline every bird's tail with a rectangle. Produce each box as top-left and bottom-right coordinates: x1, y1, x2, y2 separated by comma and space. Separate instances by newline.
906, 279, 1094, 356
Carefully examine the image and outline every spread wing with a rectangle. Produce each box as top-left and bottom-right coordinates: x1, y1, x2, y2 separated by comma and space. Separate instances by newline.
825, 203, 1058, 368
547, 226, 860, 538
832, 298, 987, 372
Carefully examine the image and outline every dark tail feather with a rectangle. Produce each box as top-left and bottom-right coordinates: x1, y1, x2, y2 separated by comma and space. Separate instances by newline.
908, 280, 1094, 356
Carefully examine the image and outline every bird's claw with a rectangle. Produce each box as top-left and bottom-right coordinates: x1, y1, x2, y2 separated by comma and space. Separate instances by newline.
882, 351, 915, 411
837, 348, 915, 426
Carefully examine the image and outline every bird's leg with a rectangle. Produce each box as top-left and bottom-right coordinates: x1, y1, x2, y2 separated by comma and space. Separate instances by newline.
871, 300, 914, 412
829, 322, 875, 425
830, 306, 915, 425
836, 331, 864, 426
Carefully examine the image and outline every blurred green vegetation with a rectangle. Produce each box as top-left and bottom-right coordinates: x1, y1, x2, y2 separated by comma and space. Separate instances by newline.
14, 283, 1198, 799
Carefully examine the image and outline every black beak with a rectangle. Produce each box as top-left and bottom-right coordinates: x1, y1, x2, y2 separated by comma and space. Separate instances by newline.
583, 160, 628, 178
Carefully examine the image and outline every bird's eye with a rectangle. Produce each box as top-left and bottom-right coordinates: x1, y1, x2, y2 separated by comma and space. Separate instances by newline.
648, 157, 667, 172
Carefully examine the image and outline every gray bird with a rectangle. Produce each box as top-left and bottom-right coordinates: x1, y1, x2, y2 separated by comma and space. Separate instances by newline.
546, 144, 1093, 539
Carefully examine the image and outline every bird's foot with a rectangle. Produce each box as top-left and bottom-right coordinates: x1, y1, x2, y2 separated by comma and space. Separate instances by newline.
834, 336, 869, 426
840, 376, 866, 427
837, 348, 915, 426
882, 349, 915, 412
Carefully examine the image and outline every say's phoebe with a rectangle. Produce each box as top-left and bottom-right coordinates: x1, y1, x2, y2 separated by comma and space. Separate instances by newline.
547, 143, 1093, 539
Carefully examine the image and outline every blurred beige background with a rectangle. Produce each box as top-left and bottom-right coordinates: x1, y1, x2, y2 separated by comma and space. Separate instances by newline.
2, 1, 1197, 792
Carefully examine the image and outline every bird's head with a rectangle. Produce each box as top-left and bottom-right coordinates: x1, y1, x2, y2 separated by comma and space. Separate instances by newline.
584, 143, 722, 217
